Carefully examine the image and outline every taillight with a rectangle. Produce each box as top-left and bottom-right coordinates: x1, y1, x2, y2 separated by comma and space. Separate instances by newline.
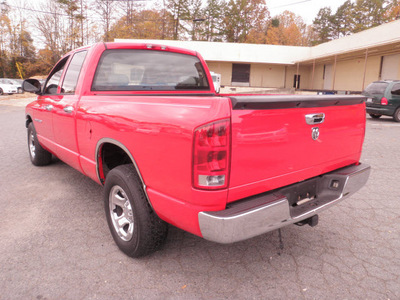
193, 119, 230, 189
381, 97, 388, 105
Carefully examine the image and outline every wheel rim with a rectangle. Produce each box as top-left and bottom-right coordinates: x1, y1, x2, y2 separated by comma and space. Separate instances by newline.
109, 185, 134, 241
29, 131, 36, 159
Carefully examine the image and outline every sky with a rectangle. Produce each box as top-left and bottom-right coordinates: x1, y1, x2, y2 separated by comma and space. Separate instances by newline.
20, 0, 349, 25
267, 0, 348, 24
8, 0, 350, 48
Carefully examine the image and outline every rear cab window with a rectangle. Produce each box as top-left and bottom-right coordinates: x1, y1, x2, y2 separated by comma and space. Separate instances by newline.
92, 49, 209, 92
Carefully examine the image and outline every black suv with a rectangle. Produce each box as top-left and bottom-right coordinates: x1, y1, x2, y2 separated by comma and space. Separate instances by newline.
363, 80, 400, 122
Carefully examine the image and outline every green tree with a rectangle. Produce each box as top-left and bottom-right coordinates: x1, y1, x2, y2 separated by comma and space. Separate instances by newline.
185, 0, 203, 40
223, 0, 270, 43
167, 0, 191, 40
202, 0, 226, 41
332, 0, 355, 38
312, 7, 334, 45
353, 0, 386, 33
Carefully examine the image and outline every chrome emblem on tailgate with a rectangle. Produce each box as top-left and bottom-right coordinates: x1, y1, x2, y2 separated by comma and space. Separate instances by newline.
312, 127, 320, 140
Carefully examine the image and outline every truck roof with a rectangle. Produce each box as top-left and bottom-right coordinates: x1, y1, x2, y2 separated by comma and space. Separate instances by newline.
103, 42, 199, 57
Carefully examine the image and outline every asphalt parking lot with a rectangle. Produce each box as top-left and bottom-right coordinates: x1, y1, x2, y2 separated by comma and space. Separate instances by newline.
0, 97, 399, 299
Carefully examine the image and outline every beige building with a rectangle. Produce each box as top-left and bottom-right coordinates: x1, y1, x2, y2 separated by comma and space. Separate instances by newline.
117, 20, 400, 92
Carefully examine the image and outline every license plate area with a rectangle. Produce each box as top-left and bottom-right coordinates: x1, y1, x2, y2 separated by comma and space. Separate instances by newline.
281, 178, 319, 218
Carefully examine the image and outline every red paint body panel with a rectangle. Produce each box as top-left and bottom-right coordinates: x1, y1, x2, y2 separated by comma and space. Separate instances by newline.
228, 103, 366, 202
25, 42, 367, 239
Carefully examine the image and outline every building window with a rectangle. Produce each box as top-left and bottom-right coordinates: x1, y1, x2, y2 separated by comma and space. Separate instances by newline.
232, 63, 250, 86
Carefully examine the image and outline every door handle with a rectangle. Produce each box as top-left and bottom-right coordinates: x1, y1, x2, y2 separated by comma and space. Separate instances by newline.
305, 113, 325, 125
44, 104, 53, 111
63, 106, 74, 113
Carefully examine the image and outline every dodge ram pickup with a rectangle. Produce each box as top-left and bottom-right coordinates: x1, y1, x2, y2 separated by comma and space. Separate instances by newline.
23, 42, 370, 257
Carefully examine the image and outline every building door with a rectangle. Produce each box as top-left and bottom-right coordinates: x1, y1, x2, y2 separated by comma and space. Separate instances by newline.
232, 64, 250, 86
293, 74, 301, 89
323, 64, 333, 90
381, 54, 400, 80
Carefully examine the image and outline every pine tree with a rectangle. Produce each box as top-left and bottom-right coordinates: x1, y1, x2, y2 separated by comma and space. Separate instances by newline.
312, 7, 334, 45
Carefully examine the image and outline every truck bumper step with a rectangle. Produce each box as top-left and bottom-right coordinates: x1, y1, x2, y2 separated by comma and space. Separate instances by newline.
198, 163, 371, 244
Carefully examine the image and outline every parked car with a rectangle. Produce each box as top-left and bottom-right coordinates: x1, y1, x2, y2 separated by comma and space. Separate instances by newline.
363, 80, 400, 122
0, 78, 18, 95
8, 78, 24, 93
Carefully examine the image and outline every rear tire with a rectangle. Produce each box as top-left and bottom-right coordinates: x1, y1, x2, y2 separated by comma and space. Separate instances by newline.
104, 164, 168, 257
0, 88, 3, 95
369, 113, 382, 119
27, 123, 52, 166
394, 108, 400, 122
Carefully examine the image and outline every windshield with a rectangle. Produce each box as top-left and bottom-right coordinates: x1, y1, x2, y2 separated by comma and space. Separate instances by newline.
92, 49, 209, 91
364, 82, 389, 94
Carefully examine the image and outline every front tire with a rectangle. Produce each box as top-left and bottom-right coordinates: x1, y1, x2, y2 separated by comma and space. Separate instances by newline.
369, 113, 382, 119
104, 164, 168, 257
393, 108, 400, 122
27, 122, 52, 166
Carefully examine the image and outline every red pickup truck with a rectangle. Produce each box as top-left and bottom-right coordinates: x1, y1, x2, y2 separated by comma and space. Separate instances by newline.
23, 42, 370, 257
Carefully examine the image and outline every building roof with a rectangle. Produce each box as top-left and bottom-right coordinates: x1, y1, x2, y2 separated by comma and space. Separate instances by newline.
116, 19, 400, 65
309, 19, 400, 61
115, 39, 310, 65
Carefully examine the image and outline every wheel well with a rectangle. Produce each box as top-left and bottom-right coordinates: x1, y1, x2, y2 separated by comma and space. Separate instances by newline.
26, 115, 32, 128
98, 143, 133, 183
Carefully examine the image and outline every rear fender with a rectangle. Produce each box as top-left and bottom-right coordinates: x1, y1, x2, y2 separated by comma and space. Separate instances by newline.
95, 138, 152, 206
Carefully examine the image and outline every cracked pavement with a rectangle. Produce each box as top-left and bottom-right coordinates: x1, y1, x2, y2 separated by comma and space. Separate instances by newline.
0, 98, 399, 299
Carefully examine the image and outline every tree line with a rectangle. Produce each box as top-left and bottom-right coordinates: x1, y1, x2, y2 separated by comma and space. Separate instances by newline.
1, 0, 399, 79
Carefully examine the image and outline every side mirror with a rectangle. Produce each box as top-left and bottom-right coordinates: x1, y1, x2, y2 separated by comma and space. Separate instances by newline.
22, 79, 42, 94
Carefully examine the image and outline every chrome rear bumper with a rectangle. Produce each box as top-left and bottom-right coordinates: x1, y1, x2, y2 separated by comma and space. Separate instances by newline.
198, 163, 371, 244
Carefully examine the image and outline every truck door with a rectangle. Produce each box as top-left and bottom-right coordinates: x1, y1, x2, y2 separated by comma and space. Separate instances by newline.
51, 50, 88, 171
35, 56, 70, 154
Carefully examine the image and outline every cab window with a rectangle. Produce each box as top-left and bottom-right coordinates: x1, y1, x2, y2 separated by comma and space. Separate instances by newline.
61, 51, 87, 94
43, 56, 69, 94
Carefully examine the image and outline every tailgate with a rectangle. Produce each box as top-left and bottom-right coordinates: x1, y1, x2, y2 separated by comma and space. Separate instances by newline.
228, 95, 366, 202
